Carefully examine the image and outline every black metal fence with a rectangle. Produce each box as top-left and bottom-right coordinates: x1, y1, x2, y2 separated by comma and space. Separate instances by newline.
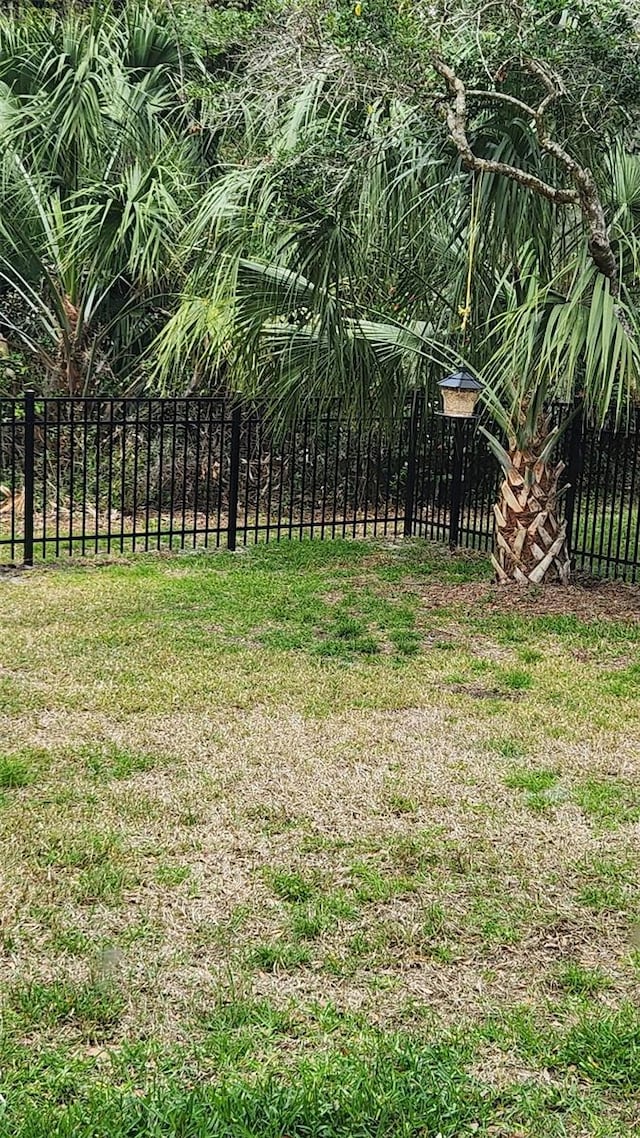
1, 392, 639, 580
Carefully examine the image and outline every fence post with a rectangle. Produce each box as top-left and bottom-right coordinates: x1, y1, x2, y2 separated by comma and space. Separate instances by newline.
404, 391, 421, 537
449, 417, 465, 549
227, 403, 242, 551
23, 389, 35, 567
564, 403, 584, 557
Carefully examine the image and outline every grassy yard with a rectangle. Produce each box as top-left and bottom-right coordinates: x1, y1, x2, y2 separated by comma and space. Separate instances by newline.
1, 538, 640, 1137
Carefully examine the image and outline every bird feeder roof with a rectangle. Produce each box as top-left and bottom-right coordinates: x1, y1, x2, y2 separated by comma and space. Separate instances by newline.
437, 370, 483, 391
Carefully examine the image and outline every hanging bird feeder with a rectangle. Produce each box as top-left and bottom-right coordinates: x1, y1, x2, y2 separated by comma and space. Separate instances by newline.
437, 370, 483, 419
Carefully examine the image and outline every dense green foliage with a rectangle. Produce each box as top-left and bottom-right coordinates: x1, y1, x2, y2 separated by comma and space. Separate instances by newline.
1, 0, 639, 447
0, 0, 274, 393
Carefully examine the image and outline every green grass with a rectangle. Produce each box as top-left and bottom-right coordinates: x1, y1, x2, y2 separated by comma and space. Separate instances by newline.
574, 777, 640, 829
154, 863, 191, 887
263, 868, 358, 940
604, 660, 640, 697
575, 855, 637, 913
265, 869, 317, 902
197, 993, 292, 1068
2, 1003, 639, 1136
8, 978, 123, 1038
467, 895, 528, 946
557, 1005, 640, 1089
289, 893, 358, 940
504, 765, 562, 811
373, 541, 491, 584
0, 752, 36, 788
385, 790, 419, 815
76, 863, 130, 904
421, 901, 447, 941
504, 767, 559, 793
50, 929, 93, 956
496, 667, 533, 691
350, 861, 420, 903
249, 941, 312, 972
552, 962, 613, 995
37, 830, 120, 869
574, 503, 640, 584
0, 1027, 484, 1138
81, 742, 157, 780
1, 537, 640, 1136
474, 1000, 640, 1095
486, 736, 526, 758
1, 536, 639, 725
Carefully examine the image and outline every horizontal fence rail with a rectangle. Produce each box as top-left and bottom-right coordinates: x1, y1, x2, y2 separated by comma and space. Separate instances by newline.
1, 392, 639, 581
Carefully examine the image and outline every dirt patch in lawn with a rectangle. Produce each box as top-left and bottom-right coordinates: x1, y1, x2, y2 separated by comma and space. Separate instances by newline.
412, 577, 640, 621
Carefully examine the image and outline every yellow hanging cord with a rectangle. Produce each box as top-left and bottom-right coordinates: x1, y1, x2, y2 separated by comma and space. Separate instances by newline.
459, 173, 479, 338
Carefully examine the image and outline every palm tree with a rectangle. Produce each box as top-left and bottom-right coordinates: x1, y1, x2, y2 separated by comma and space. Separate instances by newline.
432, 57, 640, 582
153, 48, 640, 583
0, 1, 203, 393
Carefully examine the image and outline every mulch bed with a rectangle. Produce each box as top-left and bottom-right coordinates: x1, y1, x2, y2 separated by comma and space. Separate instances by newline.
415, 577, 640, 622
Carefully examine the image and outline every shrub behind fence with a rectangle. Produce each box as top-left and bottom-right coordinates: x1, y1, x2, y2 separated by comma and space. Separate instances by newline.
1, 392, 639, 580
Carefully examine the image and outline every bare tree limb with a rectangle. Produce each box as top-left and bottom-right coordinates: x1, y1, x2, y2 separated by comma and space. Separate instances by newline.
466, 89, 539, 118
524, 59, 618, 287
433, 58, 579, 205
433, 56, 620, 295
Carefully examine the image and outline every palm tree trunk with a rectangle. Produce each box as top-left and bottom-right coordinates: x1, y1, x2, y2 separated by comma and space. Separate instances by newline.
492, 449, 571, 584
60, 295, 82, 396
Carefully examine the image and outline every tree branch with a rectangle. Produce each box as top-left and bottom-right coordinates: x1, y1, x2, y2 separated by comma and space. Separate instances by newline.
433, 57, 620, 295
466, 89, 539, 118
524, 60, 619, 287
433, 58, 579, 206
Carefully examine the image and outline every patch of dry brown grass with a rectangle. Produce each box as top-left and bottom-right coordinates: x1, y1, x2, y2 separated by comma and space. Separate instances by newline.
1, 702, 639, 1045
